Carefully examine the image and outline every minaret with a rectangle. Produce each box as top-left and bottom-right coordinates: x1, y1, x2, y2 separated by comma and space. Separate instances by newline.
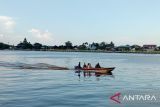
23, 38, 28, 44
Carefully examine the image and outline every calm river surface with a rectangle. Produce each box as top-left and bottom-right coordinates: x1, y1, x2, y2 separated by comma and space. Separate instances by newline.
0, 51, 160, 107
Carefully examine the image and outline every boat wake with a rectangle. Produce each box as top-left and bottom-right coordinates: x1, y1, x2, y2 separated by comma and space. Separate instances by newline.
0, 61, 69, 70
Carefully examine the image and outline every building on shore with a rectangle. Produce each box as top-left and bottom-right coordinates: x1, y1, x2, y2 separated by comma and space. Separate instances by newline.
143, 45, 157, 52
115, 45, 131, 52
88, 44, 97, 50
131, 45, 142, 52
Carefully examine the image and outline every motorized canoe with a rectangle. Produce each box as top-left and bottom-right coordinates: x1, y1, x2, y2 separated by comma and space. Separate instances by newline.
75, 67, 115, 74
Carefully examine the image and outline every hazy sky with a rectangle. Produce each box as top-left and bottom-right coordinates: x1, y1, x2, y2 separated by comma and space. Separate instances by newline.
0, 0, 160, 46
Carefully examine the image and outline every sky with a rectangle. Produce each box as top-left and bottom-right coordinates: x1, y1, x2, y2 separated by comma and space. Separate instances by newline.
0, 0, 160, 46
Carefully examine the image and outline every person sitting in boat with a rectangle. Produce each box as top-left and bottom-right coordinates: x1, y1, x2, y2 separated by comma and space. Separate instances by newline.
87, 63, 92, 69
83, 63, 87, 68
95, 63, 101, 68
75, 62, 82, 69
77, 62, 82, 69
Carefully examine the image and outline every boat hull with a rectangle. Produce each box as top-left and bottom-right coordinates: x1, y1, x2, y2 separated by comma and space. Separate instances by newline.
75, 67, 115, 74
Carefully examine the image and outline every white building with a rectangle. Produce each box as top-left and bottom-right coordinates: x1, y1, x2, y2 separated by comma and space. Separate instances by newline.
87, 44, 96, 50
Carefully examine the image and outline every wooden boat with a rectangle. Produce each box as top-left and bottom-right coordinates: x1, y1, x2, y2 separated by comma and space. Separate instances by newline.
75, 67, 115, 74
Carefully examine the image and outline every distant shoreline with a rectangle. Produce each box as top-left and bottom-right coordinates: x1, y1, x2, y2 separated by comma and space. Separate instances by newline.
1, 38, 160, 54
1, 49, 160, 54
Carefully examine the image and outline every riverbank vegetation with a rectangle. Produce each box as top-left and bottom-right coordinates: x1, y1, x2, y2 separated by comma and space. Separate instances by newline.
1, 38, 160, 54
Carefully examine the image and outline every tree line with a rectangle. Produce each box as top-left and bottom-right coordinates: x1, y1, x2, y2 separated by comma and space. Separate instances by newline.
0, 38, 115, 50
1, 38, 160, 51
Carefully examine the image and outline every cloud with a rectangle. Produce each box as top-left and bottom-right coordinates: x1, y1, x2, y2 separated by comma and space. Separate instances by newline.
0, 34, 4, 37
0, 16, 15, 31
0, 16, 55, 45
28, 28, 53, 44
0, 16, 16, 43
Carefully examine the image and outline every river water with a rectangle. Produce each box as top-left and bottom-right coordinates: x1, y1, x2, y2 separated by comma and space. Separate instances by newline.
0, 51, 160, 107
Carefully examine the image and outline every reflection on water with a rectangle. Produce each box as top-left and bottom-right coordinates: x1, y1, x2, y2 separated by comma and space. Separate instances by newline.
75, 70, 114, 82
75, 70, 113, 78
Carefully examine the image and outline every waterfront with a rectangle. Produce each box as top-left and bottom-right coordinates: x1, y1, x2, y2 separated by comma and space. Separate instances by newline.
0, 51, 160, 107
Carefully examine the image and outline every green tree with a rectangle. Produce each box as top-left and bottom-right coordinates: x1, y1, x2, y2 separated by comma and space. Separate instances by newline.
33, 43, 42, 49
17, 38, 33, 49
65, 41, 73, 49
99, 42, 106, 50
0, 43, 10, 49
